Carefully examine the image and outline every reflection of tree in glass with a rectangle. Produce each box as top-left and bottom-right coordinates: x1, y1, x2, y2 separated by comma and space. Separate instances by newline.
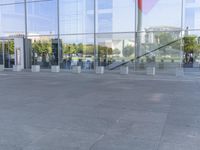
63, 44, 77, 55
113, 48, 121, 55
145, 32, 181, 61
0, 42, 2, 64
153, 32, 180, 49
62, 43, 113, 57
5, 41, 15, 54
84, 45, 94, 55
183, 36, 200, 54
98, 45, 112, 57
32, 40, 52, 65
183, 36, 200, 63
0, 42, 2, 53
122, 45, 134, 57
32, 40, 52, 56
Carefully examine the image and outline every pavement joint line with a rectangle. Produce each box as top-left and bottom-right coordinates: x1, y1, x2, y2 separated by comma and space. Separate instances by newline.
89, 134, 105, 149
156, 92, 174, 150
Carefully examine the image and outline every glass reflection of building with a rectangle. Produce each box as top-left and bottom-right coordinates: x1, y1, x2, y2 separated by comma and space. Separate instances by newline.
0, 0, 200, 72
184, 0, 200, 29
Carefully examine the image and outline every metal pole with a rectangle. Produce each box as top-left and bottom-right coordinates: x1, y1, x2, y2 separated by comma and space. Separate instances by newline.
134, 0, 137, 72
180, 0, 184, 68
94, 0, 97, 69
2, 41, 5, 68
24, 0, 28, 68
136, 0, 142, 66
24, 0, 28, 38
8, 40, 10, 68
57, 0, 61, 66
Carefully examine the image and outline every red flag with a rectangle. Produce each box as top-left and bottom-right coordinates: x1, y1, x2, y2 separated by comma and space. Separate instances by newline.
138, 0, 142, 11
138, 0, 159, 14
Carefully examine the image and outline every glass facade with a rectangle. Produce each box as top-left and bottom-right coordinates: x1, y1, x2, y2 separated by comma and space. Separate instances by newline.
0, 0, 200, 73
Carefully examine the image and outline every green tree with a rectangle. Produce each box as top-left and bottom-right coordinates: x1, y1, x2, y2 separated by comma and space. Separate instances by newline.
32, 40, 52, 56
122, 45, 134, 57
98, 46, 112, 56
8, 41, 14, 54
77, 43, 83, 54
158, 32, 173, 45
84, 44, 94, 55
183, 36, 199, 53
113, 48, 121, 55
183, 35, 200, 63
157, 32, 180, 50
63, 44, 77, 55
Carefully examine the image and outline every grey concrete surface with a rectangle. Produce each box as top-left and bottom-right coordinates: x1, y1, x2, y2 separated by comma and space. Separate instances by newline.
0, 72, 200, 150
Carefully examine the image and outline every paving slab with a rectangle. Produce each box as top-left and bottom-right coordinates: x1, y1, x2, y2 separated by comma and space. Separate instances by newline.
0, 72, 200, 150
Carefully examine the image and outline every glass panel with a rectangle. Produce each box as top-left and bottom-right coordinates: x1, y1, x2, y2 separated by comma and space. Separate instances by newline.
60, 0, 94, 34
96, 0, 135, 33
60, 34, 95, 70
183, 0, 200, 30
138, 0, 182, 32
29, 36, 58, 68
96, 33, 135, 68
0, 41, 3, 65
135, 31, 182, 74
183, 29, 200, 68
27, 0, 58, 35
0, 0, 24, 5
4, 40, 15, 68
0, 3, 25, 37
98, 0, 113, 9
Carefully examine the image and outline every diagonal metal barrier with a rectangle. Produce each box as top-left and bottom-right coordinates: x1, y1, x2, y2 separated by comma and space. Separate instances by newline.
109, 39, 181, 70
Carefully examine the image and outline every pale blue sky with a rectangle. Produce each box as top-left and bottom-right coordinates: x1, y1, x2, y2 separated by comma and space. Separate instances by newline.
0, 0, 199, 36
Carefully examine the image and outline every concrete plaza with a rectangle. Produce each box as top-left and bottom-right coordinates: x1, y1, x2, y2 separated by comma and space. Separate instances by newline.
0, 72, 200, 150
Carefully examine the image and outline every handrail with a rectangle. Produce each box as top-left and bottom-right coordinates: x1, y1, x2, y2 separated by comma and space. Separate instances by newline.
109, 38, 181, 70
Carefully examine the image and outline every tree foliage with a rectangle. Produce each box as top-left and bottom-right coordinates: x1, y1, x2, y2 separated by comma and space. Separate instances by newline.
183, 36, 200, 54
62, 43, 113, 57
157, 32, 180, 50
98, 45, 113, 56
158, 32, 174, 45
113, 48, 121, 55
62, 43, 95, 55
8, 41, 15, 54
32, 40, 52, 55
122, 45, 134, 57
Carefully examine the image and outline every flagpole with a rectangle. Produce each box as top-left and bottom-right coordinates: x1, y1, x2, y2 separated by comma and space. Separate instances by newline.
137, 0, 142, 32
136, 0, 142, 66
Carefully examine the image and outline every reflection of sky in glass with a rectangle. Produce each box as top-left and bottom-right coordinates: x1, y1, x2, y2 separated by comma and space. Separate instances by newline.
0, 3, 25, 36
0, 0, 199, 36
98, 0, 113, 9
142, 0, 182, 29
27, 0, 57, 35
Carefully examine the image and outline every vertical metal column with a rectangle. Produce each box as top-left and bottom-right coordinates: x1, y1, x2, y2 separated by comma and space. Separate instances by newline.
24, 0, 28, 38
57, 0, 61, 66
94, 0, 97, 69
8, 40, 10, 68
2, 41, 5, 68
24, 0, 28, 68
135, 0, 142, 68
134, 0, 137, 72
180, 0, 184, 68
